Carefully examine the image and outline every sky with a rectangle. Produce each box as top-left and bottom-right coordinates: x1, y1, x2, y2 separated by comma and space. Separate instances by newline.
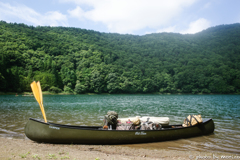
0, 0, 240, 35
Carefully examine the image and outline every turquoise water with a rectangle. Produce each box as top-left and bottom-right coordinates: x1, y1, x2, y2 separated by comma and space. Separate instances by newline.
0, 94, 239, 153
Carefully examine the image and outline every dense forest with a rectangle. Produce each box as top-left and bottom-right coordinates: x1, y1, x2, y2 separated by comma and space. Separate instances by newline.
0, 21, 240, 94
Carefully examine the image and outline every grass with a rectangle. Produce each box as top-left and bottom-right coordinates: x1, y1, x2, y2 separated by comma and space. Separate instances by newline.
19, 152, 30, 158
48, 154, 57, 159
32, 154, 41, 159
60, 156, 70, 159
58, 150, 65, 155
17, 151, 72, 160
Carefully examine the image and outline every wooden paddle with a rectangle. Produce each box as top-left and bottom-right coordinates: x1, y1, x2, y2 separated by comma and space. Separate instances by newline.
30, 81, 47, 123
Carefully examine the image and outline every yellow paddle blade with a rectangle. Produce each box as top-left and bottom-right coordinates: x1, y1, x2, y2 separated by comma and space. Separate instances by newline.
37, 81, 43, 105
30, 81, 47, 123
30, 81, 41, 104
37, 81, 47, 123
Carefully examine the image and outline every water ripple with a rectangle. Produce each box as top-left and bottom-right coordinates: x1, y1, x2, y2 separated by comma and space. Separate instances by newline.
0, 94, 239, 153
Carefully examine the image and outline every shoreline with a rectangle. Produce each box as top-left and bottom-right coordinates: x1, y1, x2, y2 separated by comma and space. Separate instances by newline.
1, 91, 240, 95
1, 137, 239, 160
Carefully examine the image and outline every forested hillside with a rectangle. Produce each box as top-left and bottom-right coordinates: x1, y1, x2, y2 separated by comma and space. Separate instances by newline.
0, 21, 240, 94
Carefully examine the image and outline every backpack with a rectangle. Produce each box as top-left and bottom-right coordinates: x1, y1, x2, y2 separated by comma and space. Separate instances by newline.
103, 111, 118, 129
182, 115, 202, 127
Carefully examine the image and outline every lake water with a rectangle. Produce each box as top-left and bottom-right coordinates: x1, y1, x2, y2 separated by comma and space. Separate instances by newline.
0, 94, 239, 154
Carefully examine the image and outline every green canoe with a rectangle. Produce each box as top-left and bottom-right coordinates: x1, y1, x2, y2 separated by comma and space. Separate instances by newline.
25, 118, 214, 144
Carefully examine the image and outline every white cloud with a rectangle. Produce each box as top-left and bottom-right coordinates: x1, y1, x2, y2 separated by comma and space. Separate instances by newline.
68, 6, 85, 20
0, 1, 212, 35
155, 18, 211, 34
180, 18, 211, 34
0, 2, 40, 24
63, 0, 198, 34
44, 11, 68, 26
0, 2, 68, 27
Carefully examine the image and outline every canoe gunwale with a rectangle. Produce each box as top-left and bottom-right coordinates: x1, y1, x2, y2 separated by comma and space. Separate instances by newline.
28, 117, 213, 131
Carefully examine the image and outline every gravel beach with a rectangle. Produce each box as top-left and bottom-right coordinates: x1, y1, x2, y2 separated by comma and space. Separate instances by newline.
1, 137, 239, 160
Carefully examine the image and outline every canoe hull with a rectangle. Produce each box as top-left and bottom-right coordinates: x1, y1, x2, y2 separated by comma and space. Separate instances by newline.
25, 118, 214, 144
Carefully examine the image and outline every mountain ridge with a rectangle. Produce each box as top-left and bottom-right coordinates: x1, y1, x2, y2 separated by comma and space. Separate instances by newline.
0, 21, 239, 94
